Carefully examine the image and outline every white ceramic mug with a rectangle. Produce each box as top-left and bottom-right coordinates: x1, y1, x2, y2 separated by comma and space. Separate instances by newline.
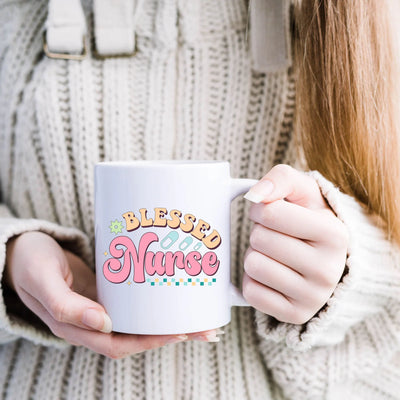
94, 161, 257, 334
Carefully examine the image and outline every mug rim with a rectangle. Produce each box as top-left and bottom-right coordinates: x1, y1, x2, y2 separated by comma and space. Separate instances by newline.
95, 160, 229, 168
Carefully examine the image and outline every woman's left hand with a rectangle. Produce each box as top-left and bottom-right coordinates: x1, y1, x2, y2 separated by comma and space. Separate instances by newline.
242, 165, 349, 325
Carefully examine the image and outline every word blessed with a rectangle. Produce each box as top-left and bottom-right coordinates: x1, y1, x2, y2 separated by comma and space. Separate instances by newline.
103, 232, 220, 284
122, 208, 221, 250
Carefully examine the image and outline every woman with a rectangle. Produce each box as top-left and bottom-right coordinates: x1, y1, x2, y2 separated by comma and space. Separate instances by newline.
1, 0, 399, 399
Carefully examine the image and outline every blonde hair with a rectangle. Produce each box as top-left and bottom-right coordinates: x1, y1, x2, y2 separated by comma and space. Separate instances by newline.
293, 0, 400, 244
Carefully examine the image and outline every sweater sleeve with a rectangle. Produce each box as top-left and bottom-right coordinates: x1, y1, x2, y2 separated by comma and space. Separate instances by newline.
0, 204, 92, 349
254, 171, 400, 399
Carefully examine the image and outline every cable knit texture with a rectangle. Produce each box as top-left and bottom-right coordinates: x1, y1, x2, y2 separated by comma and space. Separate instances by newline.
0, 1, 400, 399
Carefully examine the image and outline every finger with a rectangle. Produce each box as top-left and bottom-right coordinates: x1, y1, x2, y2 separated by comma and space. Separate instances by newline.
46, 289, 112, 333
249, 199, 340, 242
20, 286, 221, 351
242, 272, 298, 324
19, 287, 188, 357
188, 328, 224, 342
17, 286, 87, 343
65, 328, 188, 359
244, 164, 328, 210
248, 223, 318, 277
244, 248, 305, 300
21, 262, 112, 332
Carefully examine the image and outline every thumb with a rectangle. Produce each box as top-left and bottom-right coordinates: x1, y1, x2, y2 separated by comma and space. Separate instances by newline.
26, 254, 112, 333
244, 164, 327, 209
64, 249, 97, 301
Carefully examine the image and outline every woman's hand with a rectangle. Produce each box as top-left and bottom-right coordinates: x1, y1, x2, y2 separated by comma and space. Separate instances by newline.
4, 231, 220, 359
243, 165, 349, 324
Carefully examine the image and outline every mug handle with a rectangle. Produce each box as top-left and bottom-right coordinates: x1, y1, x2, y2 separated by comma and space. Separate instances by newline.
229, 178, 259, 307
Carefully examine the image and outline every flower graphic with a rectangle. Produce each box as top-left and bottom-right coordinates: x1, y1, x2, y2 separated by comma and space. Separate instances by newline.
109, 219, 123, 234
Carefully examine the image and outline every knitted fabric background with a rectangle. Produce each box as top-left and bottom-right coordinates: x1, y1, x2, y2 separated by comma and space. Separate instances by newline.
0, 1, 400, 399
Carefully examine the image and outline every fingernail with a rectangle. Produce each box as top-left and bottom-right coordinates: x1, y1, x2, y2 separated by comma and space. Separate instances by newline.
101, 313, 113, 333
166, 334, 188, 344
216, 328, 225, 335
82, 309, 113, 333
244, 180, 274, 203
192, 332, 221, 343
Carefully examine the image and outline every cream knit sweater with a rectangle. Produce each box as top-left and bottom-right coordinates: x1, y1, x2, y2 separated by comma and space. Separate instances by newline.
1, 1, 400, 399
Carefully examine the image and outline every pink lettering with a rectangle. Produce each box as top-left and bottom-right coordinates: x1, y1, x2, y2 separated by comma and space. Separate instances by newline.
201, 252, 220, 276
103, 233, 220, 283
103, 233, 158, 283
103, 236, 133, 283
184, 251, 202, 276
165, 252, 185, 275
145, 252, 166, 276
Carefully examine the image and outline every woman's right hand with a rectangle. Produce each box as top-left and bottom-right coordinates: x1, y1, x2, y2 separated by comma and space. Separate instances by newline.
4, 231, 220, 358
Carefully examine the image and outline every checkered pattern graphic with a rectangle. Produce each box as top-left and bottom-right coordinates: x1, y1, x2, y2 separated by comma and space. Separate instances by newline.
145, 277, 217, 286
